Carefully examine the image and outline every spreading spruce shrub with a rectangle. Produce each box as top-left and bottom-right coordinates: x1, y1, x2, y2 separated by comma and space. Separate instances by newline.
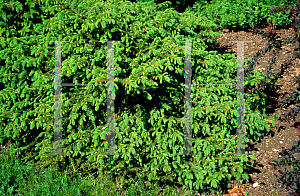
0, 0, 277, 194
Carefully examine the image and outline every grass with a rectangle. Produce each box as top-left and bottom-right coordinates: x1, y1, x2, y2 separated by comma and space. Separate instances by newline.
0, 146, 227, 196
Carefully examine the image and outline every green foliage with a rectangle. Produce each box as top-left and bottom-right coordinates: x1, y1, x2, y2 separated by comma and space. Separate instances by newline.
0, 152, 82, 195
258, 0, 300, 27
19, 166, 82, 196
128, 0, 197, 12
0, 0, 276, 194
0, 157, 32, 195
188, 0, 299, 30
127, 0, 214, 14
0, 148, 197, 195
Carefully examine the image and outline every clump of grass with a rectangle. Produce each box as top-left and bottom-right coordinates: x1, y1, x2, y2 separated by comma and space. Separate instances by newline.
0, 151, 32, 195
0, 146, 215, 196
